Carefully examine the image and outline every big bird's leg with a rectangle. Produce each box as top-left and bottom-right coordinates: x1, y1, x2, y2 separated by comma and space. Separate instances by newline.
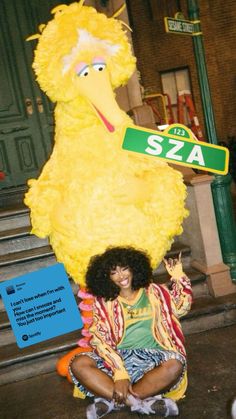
77, 288, 94, 348
56, 287, 94, 383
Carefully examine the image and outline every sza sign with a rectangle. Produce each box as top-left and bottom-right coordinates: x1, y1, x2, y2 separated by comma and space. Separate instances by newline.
146, 134, 204, 166
122, 125, 228, 175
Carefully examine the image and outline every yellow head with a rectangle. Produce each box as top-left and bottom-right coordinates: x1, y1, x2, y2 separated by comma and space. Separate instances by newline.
31, 2, 136, 103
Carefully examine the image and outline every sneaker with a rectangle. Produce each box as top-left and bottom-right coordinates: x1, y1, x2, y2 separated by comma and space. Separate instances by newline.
86, 397, 120, 419
131, 395, 179, 417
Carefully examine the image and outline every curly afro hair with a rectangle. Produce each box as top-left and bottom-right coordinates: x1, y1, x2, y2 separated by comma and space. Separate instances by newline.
86, 246, 153, 300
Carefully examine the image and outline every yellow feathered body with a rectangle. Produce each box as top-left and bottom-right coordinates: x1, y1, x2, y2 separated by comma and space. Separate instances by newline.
25, 3, 188, 286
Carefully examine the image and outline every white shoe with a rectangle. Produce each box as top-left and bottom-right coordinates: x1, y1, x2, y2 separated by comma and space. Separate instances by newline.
86, 398, 117, 419
131, 394, 179, 417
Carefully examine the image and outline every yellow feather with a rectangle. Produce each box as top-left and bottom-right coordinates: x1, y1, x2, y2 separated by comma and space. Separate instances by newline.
26, 33, 41, 41
77, 0, 85, 13
38, 24, 46, 33
120, 20, 132, 32
112, 3, 126, 18
25, 3, 188, 286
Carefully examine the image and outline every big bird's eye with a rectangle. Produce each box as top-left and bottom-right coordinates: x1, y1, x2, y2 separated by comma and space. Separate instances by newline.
77, 65, 90, 77
92, 63, 106, 72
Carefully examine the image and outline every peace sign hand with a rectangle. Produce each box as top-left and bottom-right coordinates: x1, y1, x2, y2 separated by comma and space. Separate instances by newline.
163, 252, 185, 280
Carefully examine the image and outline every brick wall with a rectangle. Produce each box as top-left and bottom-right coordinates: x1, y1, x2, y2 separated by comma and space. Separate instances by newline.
127, 0, 236, 142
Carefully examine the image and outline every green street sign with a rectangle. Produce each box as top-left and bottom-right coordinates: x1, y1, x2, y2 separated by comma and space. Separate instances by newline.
164, 16, 195, 35
122, 124, 229, 175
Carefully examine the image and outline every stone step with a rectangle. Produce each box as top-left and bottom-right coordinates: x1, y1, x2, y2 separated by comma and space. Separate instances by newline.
154, 267, 209, 299
154, 241, 191, 274
0, 239, 190, 272
2, 326, 236, 419
1, 293, 236, 385
181, 292, 236, 335
0, 329, 80, 369
0, 245, 54, 270
0, 205, 192, 276
0, 252, 204, 315
0, 266, 205, 346
0, 265, 78, 314
0, 204, 30, 232
0, 269, 206, 346
0, 330, 80, 386
0, 226, 49, 256
0, 225, 31, 240
0, 246, 56, 312
0, 186, 27, 210
0, 280, 78, 345
0, 258, 58, 311
0, 311, 16, 346
0, 238, 195, 292
0, 240, 207, 316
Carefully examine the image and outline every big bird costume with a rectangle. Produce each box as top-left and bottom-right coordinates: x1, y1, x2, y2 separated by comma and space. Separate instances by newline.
25, 1, 189, 399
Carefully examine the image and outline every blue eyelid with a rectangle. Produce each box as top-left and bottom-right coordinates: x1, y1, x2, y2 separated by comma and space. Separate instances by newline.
77, 65, 89, 76
92, 62, 105, 66
92, 62, 106, 68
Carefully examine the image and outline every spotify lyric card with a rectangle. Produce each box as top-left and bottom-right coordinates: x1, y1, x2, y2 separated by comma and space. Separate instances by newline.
0, 263, 83, 348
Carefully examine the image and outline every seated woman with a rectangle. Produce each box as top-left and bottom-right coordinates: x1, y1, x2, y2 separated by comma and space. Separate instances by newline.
70, 246, 192, 418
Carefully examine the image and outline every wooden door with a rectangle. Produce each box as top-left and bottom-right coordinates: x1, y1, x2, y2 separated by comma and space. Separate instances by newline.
0, 0, 70, 188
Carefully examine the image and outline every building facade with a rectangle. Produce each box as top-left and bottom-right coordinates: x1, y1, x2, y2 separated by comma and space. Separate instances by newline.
127, 0, 236, 142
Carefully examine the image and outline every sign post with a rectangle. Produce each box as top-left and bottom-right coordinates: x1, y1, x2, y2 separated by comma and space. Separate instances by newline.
122, 124, 229, 176
164, 17, 195, 35
164, 4, 236, 281
164, 12, 201, 36
187, 0, 236, 281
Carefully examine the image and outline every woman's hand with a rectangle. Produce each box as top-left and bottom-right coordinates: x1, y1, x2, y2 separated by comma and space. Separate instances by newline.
163, 252, 184, 279
112, 379, 131, 404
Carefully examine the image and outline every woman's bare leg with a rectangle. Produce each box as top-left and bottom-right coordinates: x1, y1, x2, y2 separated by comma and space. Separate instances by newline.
71, 356, 183, 403
132, 359, 183, 399
70, 355, 114, 400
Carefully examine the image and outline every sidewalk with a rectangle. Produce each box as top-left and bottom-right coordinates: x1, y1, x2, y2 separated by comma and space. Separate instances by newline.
1, 324, 236, 419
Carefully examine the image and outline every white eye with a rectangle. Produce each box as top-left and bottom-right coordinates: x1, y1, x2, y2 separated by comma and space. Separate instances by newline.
92, 63, 106, 72
77, 65, 90, 77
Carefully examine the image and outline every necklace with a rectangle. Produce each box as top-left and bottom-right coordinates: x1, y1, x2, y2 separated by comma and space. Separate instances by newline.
127, 306, 135, 318
119, 289, 143, 319
126, 297, 139, 319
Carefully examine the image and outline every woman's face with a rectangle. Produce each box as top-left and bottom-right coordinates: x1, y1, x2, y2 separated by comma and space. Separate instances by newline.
109, 266, 133, 291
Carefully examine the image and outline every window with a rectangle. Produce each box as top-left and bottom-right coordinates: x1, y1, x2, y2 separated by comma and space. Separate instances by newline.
161, 67, 192, 125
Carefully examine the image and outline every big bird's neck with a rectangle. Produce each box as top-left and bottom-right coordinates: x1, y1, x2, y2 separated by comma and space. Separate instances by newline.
54, 95, 131, 137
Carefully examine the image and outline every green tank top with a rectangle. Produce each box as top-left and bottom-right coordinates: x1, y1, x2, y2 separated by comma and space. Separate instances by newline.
117, 288, 163, 350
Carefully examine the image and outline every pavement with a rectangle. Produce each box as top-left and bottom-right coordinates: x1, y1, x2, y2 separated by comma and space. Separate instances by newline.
1, 324, 236, 419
